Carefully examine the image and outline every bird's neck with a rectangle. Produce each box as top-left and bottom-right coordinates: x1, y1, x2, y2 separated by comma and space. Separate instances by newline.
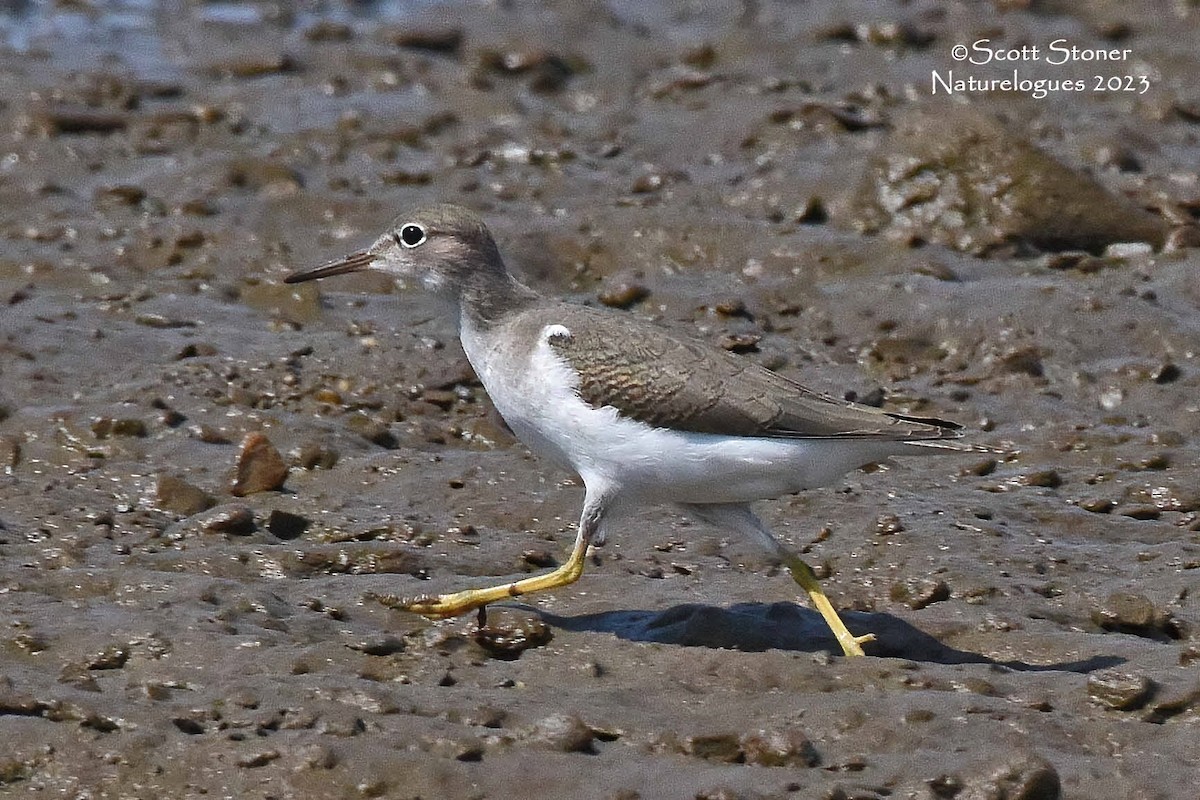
457, 267, 539, 330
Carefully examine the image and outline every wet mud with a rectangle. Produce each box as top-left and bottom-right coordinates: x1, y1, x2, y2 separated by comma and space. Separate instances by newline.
1, 1, 1198, 798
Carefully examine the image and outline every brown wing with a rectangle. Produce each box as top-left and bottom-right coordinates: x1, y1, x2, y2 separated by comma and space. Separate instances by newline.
543, 306, 960, 441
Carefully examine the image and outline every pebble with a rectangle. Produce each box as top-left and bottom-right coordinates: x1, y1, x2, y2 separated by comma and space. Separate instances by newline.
1, 435, 22, 470
382, 24, 463, 53
843, 106, 1168, 254
345, 636, 405, 657
683, 733, 742, 763
230, 432, 289, 496
1078, 497, 1115, 514
90, 417, 147, 438
234, 749, 280, 768
1104, 242, 1154, 258
191, 424, 233, 444
874, 513, 905, 536
529, 713, 595, 753
207, 53, 295, 79
345, 414, 399, 449
739, 728, 819, 767
196, 505, 256, 535
427, 736, 484, 762
1091, 592, 1158, 635
598, 281, 650, 309
1086, 670, 1156, 711
1018, 470, 1063, 489
304, 20, 352, 42
890, 578, 950, 610
961, 754, 1061, 800
472, 609, 553, 660
718, 333, 761, 353
155, 475, 216, 516
85, 644, 130, 670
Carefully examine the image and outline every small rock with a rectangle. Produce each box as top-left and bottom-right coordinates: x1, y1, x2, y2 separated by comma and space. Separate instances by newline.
1103, 242, 1154, 258
683, 733, 742, 763
91, 417, 147, 438
191, 424, 232, 444
94, 184, 147, 206
58, 665, 100, 692
521, 549, 558, 569
345, 636, 405, 656
694, 789, 741, 800
0, 435, 20, 470
794, 196, 828, 224
739, 728, 819, 767
1151, 362, 1181, 384
235, 749, 280, 768
999, 346, 1045, 377
841, 106, 1168, 255
345, 414, 398, 449
292, 442, 339, 470
86, 645, 129, 670
198, 504, 257, 535
428, 736, 484, 762
890, 578, 950, 610
1079, 498, 1115, 514
874, 513, 904, 535
176, 342, 219, 360
961, 754, 1061, 800
1092, 592, 1157, 634
961, 458, 997, 477
267, 509, 310, 540
473, 609, 553, 660
631, 172, 665, 193
231, 432, 289, 496
529, 713, 595, 753
1019, 470, 1062, 489
382, 24, 463, 53
155, 475, 216, 516
1087, 670, 1156, 711
208, 53, 295, 79
718, 333, 761, 353
1042, 251, 1105, 273
304, 20, 352, 42
1116, 505, 1161, 521
464, 705, 507, 729
598, 282, 650, 309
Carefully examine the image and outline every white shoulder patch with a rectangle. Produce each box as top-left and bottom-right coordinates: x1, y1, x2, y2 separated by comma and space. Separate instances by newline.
542, 323, 572, 343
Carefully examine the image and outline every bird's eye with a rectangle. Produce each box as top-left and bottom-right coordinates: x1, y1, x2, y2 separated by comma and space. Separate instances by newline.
395, 223, 427, 248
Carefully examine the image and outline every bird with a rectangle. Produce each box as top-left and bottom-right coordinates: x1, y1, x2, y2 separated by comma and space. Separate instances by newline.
285, 203, 984, 657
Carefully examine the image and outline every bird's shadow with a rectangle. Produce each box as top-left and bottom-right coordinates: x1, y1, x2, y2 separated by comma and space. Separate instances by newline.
535, 601, 1124, 673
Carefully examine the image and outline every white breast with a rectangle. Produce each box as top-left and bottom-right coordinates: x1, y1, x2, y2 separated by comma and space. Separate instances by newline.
460, 316, 903, 505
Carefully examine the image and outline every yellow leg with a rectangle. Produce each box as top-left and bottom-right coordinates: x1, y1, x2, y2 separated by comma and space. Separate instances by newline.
379, 528, 591, 619
682, 503, 876, 658
778, 550, 875, 657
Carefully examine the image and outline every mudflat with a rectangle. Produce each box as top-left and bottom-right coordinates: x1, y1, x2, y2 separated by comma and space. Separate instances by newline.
1, 2, 1197, 798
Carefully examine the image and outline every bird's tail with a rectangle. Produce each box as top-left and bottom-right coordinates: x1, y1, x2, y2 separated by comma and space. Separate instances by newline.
903, 438, 1010, 455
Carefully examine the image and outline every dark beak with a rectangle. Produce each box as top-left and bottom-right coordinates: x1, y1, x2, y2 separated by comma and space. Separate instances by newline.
283, 249, 375, 284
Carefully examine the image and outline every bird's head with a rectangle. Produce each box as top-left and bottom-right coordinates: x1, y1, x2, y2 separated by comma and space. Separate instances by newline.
284, 203, 507, 300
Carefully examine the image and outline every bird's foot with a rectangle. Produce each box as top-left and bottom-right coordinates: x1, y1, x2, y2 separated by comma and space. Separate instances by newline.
367, 589, 496, 620
837, 632, 877, 658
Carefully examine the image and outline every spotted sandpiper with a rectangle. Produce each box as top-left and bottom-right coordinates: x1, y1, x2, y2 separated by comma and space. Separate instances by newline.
286, 203, 983, 657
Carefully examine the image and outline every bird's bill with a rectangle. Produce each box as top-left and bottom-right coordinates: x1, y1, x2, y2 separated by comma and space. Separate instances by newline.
283, 249, 375, 284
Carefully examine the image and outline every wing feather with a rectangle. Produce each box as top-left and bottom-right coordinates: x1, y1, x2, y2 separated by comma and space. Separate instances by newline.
541, 306, 960, 441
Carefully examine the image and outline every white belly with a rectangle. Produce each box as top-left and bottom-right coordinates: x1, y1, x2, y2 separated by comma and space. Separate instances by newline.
460, 317, 900, 505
